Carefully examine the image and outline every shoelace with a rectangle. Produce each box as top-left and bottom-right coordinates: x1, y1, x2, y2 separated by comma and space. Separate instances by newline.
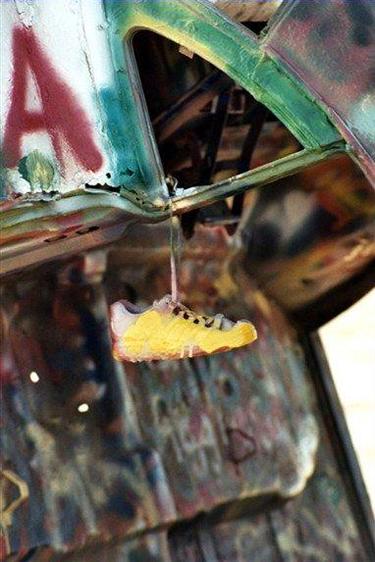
170, 302, 223, 329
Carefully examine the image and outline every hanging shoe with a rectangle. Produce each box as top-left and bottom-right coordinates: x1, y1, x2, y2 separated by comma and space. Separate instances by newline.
110, 294, 257, 362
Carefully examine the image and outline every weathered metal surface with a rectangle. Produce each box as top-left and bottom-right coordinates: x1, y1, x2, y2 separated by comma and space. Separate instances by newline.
4, 532, 173, 562
104, 0, 339, 152
238, 134, 375, 310
0, 263, 176, 557
171, 143, 346, 215
1, 0, 341, 201
0, 190, 170, 277
0, 225, 369, 560
265, 0, 375, 185
1, 0, 349, 278
209, 0, 281, 22
169, 430, 370, 562
0, 0, 167, 200
108, 226, 320, 509
1, 2, 374, 560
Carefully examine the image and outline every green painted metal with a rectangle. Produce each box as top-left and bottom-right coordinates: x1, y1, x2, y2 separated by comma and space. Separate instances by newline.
104, 0, 342, 208
172, 142, 347, 214
1, 142, 346, 246
1, 0, 350, 276
0, 141, 347, 276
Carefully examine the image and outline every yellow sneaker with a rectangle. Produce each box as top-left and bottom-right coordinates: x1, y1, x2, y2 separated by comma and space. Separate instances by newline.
110, 294, 257, 362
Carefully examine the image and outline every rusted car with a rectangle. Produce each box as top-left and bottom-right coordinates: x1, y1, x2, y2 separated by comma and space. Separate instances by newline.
1, 1, 374, 560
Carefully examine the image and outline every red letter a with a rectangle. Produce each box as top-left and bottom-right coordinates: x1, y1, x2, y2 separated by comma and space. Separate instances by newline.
3, 27, 103, 172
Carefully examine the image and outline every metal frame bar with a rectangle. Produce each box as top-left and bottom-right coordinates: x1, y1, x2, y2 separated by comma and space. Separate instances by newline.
0, 141, 348, 277
172, 142, 347, 215
1, 0, 349, 274
153, 70, 233, 143
303, 332, 375, 560
103, 0, 342, 206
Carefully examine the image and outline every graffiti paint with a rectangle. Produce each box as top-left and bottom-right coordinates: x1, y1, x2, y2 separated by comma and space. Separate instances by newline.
3, 27, 103, 173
